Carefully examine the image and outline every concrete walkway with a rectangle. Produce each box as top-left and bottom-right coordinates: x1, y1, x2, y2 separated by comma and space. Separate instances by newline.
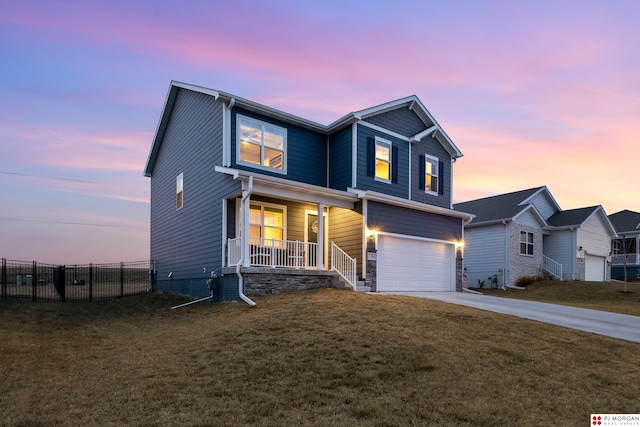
385, 291, 640, 343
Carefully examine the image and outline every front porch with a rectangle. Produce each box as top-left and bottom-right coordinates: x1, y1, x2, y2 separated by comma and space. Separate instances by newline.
227, 237, 357, 288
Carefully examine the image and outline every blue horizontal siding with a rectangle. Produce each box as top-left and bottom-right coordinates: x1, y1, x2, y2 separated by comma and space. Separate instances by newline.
356, 124, 409, 198
328, 126, 352, 190
411, 137, 452, 209
231, 108, 327, 186
363, 107, 427, 137
367, 201, 462, 242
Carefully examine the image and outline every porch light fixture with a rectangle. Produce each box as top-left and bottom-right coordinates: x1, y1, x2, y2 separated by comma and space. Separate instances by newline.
366, 229, 378, 250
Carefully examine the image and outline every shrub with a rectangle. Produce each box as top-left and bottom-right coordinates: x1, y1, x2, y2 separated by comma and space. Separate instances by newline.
514, 275, 537, 287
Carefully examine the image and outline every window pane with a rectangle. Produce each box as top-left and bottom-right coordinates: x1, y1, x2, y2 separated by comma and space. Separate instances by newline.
376, 143, 390, 161
263, 127, 284, 149
239, 119, 262, 144
176, 192, 183, 209
250, 206, 261, 225
264, 147, 283, 169
427, 158, 437, 175
376, 159, 390, 180
263, 207, 283, 227
264, 226, 283, 240
426, 176, 438, 192
240, 140, 261, 165
249, 225, 261, 239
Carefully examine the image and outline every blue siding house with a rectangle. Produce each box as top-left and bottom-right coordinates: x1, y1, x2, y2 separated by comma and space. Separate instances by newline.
144, 81, 473, 303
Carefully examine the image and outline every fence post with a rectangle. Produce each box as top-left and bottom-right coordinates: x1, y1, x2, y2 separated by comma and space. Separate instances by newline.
120, 262, 124, 297
32, 261, 37, 302
149, 260, 156, 292
89, 263, 93, 301
53, 265, 66, 302
1, 258, 6, 300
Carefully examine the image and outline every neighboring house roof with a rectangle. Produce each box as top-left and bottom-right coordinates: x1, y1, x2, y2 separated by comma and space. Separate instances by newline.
144, 81, 463, 177
454, 187, 616, 236
608, 210, 640, 234
547, 205, 617, 236
547, 206, 600, 227
452, 186, 547, 225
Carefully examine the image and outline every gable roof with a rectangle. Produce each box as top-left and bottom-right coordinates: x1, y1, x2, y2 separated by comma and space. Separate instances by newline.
144, 81, 463, 177
547, 206, 617, 236
453, 187, 547, 225
608, 210, 640, 233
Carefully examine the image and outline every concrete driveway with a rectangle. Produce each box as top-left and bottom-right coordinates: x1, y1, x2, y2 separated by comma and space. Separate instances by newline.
385, 291, 640, 343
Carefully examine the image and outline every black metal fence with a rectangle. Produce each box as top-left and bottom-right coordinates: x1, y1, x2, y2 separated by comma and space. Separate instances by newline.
1, 259, 155, 302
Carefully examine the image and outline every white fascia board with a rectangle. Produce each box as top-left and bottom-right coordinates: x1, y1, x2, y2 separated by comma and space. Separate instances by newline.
348, 188, 475, 221
465, 218, 512, 228
215, 166, 357, 209
520, 186, 562, 212
171, 80, 221, 99
409, 125, 439, 143
513, 204, 548, 227
353, 95, 418, 120
357, 121, 409, 142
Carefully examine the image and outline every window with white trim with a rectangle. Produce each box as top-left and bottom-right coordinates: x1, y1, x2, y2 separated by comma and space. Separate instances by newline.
248, 202, 286, 241
520, 231, 534, 255
176, 173, 183, 210
375, 137, 392, 182
237, 115, 286, 173
424, 154, 439, 194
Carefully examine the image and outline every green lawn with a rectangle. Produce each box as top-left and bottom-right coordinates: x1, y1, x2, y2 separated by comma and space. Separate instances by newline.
1, 289, 639, 426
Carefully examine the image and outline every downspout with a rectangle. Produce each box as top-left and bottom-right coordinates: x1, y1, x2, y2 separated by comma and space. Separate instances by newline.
236, 176, 257, 307
503, 220, 510, 286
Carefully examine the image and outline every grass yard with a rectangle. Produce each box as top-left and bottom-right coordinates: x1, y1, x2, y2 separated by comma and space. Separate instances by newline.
480, 280, 640, 316
1, 289, 640, 426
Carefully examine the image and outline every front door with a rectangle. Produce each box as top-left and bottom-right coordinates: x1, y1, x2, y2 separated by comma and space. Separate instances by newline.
305, 211, 328, 268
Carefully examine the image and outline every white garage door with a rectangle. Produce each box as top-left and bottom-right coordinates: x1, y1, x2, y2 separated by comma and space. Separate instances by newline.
377, 235, 454, 292
585, 254, 606, 281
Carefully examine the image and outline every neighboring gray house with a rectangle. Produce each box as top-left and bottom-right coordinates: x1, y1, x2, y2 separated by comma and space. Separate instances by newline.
454, 187, 616, 287
144, 81, 473, 302
609, 210, 640, 281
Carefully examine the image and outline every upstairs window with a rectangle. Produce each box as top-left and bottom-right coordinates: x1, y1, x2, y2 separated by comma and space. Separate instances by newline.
176, 173, 183, 210
238, 115, 286, 173
419, 154, 444, 195
367, 136, 397, 183
424, 155, 439, 194
375, 138, 392, 182
520, 231, 534, 255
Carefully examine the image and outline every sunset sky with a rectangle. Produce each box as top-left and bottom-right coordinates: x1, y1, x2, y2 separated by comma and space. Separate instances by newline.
1, 0, 639, 264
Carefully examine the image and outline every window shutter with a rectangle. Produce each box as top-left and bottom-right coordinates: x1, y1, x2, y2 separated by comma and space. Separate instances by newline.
367, 137, 375, 177
418, 155, 425, 190
438, 161, 444, 195
391, 145, 398, 183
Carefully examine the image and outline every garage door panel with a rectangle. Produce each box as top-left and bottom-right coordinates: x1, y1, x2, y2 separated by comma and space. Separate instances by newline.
585, 254, 605, 281
377, 235, 453, 292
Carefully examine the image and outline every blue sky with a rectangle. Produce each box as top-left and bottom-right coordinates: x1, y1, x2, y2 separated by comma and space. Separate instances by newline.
1, 0, 639, 263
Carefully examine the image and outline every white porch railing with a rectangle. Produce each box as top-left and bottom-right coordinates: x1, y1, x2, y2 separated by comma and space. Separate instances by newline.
542, 255, 563, 280
331, 241, 356, 290
227, 237, 318, 269
611, 253, 639, 265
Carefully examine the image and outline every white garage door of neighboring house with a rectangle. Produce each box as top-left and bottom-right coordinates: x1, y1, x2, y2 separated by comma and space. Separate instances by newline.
585, 254, 606, 281
377, 235, 454, 292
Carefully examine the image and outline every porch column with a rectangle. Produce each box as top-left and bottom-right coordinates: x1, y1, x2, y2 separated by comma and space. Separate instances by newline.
317, 203, 324, 270
241, 182, 251, 267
